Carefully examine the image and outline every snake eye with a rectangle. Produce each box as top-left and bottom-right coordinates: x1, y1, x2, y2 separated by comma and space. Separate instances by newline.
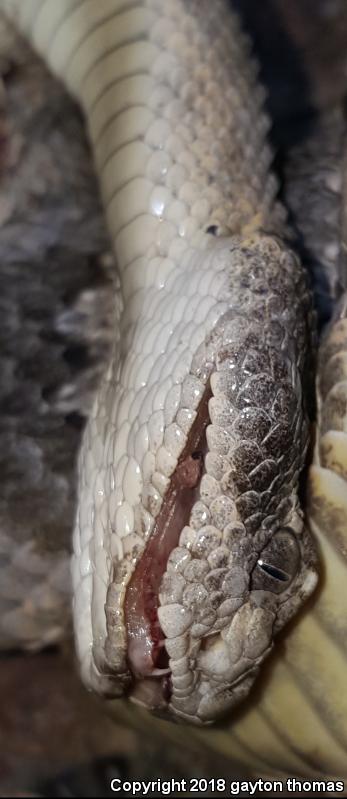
251, 529, 300, 594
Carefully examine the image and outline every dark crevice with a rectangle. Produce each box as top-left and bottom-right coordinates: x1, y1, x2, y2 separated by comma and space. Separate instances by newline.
229, 0, 318, 289
63, 343, 90, 369
65, 411, 85, 430
230, 0, 317, 154
231, 0, 347, 330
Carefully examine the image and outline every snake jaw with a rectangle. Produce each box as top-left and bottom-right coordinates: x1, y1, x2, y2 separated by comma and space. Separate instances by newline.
84, 236, 319, 724
71, 236, 319, 720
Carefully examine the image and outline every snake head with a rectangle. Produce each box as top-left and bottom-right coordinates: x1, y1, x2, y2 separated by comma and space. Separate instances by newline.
73, 235, 318, 724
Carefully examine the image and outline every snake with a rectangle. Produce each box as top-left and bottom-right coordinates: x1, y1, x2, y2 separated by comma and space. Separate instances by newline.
0, 0, 346, 748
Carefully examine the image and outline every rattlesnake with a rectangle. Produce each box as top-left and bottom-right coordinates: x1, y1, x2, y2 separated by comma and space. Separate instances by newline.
0, 0, 346, 756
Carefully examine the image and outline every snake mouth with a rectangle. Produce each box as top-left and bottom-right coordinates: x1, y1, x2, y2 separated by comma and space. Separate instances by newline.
124, 387, 211, 708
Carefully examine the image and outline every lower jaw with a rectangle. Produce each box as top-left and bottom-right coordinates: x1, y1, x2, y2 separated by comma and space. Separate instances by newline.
123, 388, 212, 706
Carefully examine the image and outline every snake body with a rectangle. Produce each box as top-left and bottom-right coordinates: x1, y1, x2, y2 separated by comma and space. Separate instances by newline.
0, 0, 326, 727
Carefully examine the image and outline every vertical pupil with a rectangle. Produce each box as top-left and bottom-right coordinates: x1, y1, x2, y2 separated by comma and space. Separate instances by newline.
257, 560, 289, 581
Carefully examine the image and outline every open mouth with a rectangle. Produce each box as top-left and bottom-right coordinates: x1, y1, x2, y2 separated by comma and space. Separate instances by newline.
124, 387, 211, 708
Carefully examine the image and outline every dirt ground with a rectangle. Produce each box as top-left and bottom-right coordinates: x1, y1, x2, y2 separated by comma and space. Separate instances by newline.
0, 648, 241, 796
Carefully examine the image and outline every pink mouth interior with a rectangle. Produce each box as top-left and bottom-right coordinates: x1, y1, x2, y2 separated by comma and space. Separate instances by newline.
124, 389, 211, 694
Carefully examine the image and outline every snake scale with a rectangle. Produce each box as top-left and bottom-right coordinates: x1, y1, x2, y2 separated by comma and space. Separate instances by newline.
1, 0, 347, 769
